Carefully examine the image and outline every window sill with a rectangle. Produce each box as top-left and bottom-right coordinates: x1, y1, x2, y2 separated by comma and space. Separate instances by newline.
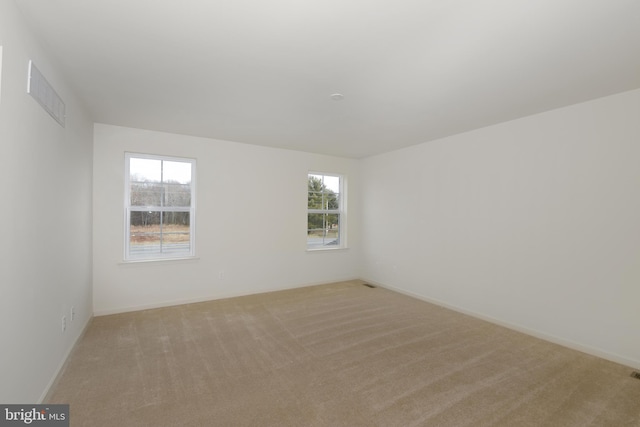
119, 256, 200, 266
306, 247, 349, 253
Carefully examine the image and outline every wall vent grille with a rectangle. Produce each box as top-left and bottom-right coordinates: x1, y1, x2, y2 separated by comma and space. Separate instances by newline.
27, 60, 65, 127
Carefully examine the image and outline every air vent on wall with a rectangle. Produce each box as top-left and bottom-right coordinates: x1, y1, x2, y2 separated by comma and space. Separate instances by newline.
27, 60, 65, 127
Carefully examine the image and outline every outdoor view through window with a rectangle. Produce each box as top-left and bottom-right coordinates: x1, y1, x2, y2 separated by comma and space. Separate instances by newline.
307, 173, 343, 249
125, 154, 195, 260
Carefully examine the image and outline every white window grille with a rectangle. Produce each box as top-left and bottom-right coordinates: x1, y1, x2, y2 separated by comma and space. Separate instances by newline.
307, 172, 345, 250
124, 153, 196, 260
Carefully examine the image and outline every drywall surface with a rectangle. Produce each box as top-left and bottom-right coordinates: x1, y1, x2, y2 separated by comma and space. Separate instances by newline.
93, 124, 361, 314
362, 89, 640, 368
0, 0, 93, 403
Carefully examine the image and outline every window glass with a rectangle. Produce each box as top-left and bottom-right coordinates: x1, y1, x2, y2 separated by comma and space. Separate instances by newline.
307, 173, 344, 250
125, 153, 196, 260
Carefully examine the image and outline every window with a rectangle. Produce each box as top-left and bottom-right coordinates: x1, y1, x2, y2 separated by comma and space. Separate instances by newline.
307, 172, 344, 250
124, 153, 196, 260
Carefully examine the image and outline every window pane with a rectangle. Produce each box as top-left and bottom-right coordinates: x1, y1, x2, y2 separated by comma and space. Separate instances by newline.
130, 182, 162, 206
307, 213, 340, 249
307, 213, 325, 233
325, 214, 340, 237
325, 190, 339, 210
309, 174, 323, 183
129, 211, 191, 258
129, 211, 162, 257
323, 175, 340, 193
130, 158, 161, 206
130, 158, 161, 182
325, 214, 340, 246
163, 161, 191, 184
308, 176, 324, 206
164, 182, 191, 207
308, 191, 323, 209
162, 213, 191, 255
308, 174, 340, 210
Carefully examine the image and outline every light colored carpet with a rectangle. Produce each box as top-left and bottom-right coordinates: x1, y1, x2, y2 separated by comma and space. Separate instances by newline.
47, 280, 640, 426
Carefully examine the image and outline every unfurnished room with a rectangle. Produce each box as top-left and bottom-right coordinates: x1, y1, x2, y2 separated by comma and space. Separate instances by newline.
1, 0, 639, 425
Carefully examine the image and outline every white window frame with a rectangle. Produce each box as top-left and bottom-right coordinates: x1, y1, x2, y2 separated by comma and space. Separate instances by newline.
307, 172, 346, 251
124, 153, 196, 261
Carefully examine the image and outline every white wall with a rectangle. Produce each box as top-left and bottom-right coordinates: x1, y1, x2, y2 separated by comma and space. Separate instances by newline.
93, 124, 361, 314
0, 0, 94, 403
2, 0, 636, 404
362, 89, 640, 369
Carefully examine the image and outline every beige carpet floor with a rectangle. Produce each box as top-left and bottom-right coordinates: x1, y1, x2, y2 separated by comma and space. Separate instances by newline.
47, 280, 640, 426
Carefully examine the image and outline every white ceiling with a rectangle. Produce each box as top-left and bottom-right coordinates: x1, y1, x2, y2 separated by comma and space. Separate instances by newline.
16, 0, 640, 158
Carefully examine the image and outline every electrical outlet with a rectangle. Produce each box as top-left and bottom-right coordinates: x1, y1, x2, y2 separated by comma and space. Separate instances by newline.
219, 271, 225, 280
62, 316, 67, 332
70, 306, 75, 322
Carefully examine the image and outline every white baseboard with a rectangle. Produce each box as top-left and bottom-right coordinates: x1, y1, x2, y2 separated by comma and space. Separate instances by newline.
93, 276, 361, 316
364, 278, 640, 371
42, 276, 639, 404
39, 315, 93, 403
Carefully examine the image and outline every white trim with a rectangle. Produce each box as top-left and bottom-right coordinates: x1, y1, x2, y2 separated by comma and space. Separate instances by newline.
93, 276, 361, 316
307, 171, 346, 250
119, 256, 200, 265
124, 152, 196, 261
39, 315, 92, 403
365, 278, 640, 370
306, 247, 350, 253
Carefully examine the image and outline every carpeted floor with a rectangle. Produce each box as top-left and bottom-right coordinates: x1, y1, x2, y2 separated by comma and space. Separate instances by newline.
47, 280, 640, 426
